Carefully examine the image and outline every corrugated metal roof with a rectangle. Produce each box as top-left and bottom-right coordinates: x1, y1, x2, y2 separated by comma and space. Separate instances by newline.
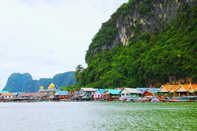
18, 93, 46, 97
81, 88, 96, 92
146, 88, 160, 93
136, 87, 159, 93
136, 88, 149, 93
56, 90, 69, 95
18, 93, 31, 97
125, 88, 142, 94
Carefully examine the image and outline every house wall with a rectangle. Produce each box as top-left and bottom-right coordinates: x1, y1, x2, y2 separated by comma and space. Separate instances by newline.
144, 91, 153, 96
87, 91, 94, 96
94, 92, 102, 98
78, 89, 86, 96
18, 96, 30, 100
102, 94, 110, 98
121, 89, 130, 98
3, 96, 14, 99
111, 94, 120, 99
121, 89, 140, 97
177, 86, 186, 92
58, 95, 68, 99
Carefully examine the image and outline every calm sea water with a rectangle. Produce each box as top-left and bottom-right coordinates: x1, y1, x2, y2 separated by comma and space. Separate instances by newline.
0, 102, 196, 131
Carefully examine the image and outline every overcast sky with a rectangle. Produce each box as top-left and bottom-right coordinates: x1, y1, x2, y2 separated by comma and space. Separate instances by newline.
0, 0, 128, 90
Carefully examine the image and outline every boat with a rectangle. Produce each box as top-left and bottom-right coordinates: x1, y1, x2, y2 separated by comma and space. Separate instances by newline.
168, 99, 193, 102
135, 97, 150, 102
151, 96, 160, 102
158, 96, 194, 102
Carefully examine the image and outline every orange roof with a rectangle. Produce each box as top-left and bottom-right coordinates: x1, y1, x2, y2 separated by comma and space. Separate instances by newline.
189, 84, 197, 92
188, 88, 194, 92
182, 85, 190, 91
160, 85, 171, 92
0, 93, 15, 96
191, 84, 197, 90
165, 85, 171, 91
176, 84, 190, 92
169, 85, 179, 93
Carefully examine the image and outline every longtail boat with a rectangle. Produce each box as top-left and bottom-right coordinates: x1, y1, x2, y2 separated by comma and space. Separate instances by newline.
158, 97, 194, 102
168, 99, 193, 102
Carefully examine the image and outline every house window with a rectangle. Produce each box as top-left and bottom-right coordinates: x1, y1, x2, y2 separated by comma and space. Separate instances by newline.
126, 93, 129, 96
122, 93, 125, 96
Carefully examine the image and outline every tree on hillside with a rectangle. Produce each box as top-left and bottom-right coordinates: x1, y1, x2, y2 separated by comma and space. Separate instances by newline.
75, 65, 84, 84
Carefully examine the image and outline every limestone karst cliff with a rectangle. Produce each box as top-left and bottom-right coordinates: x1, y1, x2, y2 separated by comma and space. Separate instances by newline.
80, 0, 196, 88
86, 0, 195, 63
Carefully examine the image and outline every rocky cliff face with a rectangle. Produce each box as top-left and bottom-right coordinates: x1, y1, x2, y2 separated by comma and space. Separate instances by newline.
86, 0, 195, 64
81, 0, 196, 88
115, 0, 195, 45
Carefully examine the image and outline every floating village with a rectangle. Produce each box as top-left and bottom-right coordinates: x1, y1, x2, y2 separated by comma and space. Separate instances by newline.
0, 83, 197, 103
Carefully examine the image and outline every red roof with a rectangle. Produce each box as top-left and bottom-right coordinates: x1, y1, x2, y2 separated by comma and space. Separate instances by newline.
69, 91, 78, 95
0, 93, 15, 96
115, 88, 123, 90
144, 91, 153, 96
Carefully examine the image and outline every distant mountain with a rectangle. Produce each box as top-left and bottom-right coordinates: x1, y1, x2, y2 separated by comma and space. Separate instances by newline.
3, 72, 76, 92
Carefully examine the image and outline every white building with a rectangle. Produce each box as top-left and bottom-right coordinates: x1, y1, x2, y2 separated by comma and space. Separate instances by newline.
78, 88, 96, 99
120, 88, 142, 98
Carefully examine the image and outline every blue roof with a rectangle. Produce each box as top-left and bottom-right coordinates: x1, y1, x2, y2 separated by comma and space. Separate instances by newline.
12, 92, 25, 95
107, 89, 121, 94
56, 90, 69, 95
153, 91, 159, 94
147, 88, 159, 93
96, 89, 106, 94
13, 93, 18, 95
0, 91, 10, 93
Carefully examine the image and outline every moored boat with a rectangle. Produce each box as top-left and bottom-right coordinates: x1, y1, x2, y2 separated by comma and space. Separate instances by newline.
158, 96, 194, 102
168, 99, 193, 102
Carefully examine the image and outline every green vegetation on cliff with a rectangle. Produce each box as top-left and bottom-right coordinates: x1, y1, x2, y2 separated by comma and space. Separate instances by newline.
79, 0, 197, 88
3, 72, 76, 92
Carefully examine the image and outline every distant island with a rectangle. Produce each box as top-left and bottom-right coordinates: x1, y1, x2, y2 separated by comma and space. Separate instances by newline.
3, 71, 76, 92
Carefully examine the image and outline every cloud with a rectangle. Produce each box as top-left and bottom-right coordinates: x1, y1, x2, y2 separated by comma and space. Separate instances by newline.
0, 0, 128, 90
